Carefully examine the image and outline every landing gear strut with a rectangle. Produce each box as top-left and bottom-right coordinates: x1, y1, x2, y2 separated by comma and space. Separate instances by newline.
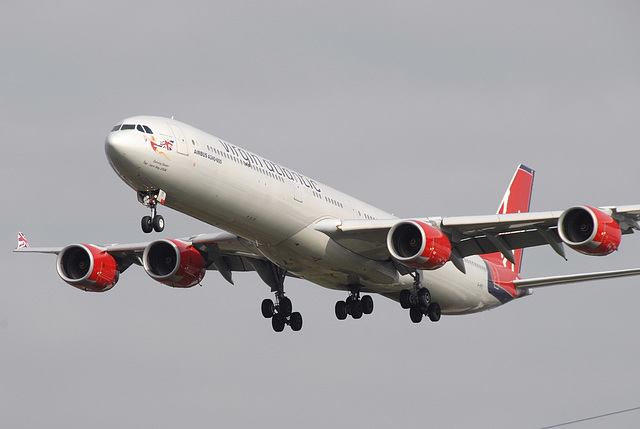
335, 286, 374, 321
399, 272, 441, 323
139, 190, 165, 233
260, 267, 302, 332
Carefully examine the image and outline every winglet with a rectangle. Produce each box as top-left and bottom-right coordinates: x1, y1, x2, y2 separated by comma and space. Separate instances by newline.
17, 232, 30, 249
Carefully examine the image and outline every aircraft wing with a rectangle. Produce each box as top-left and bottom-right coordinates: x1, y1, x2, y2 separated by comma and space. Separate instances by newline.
314, 205, 640, 262
14, 231, 266, 284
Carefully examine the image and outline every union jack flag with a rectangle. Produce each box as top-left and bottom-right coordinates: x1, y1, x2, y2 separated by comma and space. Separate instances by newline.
17, 232, 29, 248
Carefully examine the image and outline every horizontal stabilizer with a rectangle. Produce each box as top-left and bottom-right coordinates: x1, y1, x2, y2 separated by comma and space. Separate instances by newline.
514, 268, 640, 290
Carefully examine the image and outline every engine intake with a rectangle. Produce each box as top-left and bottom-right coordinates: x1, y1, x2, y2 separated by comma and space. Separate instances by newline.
387, 220, 451, 270
143, 239, 206, 287
558, 205, 621, 256
56, 244, 119, 292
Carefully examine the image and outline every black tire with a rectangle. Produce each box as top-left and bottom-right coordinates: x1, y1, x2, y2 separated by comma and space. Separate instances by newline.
141, 216, 153, 234
351, 299, 363, 319
409, 305, 423, 323
271, 315, 285, 332
261, 299, 274, 318
418, 288, 431, 308
279, 296, 293, 317
153, 215, 165, 232
290, 312, 303, 331
399, 289, 412, 309
335, 301, 348, 320
427, 302, 441, 322
361, 295, 374, 315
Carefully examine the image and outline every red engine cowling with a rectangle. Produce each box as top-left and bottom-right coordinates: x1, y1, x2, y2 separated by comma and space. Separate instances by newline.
143, 239, 206, 287
387, 220, 452, 270
558, 205, 622, 256
56, 244, 119, 292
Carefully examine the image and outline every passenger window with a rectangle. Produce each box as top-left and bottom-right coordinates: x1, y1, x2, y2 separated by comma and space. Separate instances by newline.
121, 124, 135, 130
143, 125, 153, 134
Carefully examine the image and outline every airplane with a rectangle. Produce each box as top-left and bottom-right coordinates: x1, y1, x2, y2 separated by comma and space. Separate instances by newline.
15, 116, 640, 332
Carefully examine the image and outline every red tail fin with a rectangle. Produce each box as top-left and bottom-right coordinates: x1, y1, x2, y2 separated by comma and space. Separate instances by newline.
482, 164, 535, 274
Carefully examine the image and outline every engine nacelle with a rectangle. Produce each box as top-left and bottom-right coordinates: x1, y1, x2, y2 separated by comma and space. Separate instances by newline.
558, 205, 622, 256
143, 239, 206, 287
56, 244, 119, 292
387, 220, 452, 270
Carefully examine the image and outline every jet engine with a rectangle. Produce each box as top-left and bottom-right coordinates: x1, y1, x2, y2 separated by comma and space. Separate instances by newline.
143, 239, 206, 287
56, 244, 119, 292
387, 220, 452, 270
558, 205, 622, 256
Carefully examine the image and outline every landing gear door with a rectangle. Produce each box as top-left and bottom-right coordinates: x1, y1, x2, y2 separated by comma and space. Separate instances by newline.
168, 123, 189, 155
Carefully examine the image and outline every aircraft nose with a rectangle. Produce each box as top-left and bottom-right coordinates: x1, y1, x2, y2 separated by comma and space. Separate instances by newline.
105, 130, 145, 179
105, 130, 143, 161
105, 131, 122, 152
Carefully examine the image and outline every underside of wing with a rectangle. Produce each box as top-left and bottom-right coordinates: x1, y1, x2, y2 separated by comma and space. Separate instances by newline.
14, 231, 270, 287
108, 232, 267, 283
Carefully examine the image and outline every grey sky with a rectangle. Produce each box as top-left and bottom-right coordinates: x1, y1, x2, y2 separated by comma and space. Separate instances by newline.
3, 1, 640, 427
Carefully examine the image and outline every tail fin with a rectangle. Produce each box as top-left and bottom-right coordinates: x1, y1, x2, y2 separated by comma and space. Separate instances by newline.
484, 164, 535, 274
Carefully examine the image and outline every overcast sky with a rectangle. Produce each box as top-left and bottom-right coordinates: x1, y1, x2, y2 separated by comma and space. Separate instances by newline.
3, 1, 640, 428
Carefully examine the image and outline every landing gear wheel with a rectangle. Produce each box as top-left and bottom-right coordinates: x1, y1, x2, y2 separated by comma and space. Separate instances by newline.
409, 305, 423, 323
418, 288, 431, 307
335, 301, 348, 320
345, 295, 355, 307
261, 299, 275, 318
141, 216, 153, 234
350, 300, 363, 319
279, 296, 293, 317
427, 302, 441, 322
399, 289, 412, 309
290, 312, 303, 331
361, 295, 374, 315
153, 215, 165, 232
272, 315, 285, 332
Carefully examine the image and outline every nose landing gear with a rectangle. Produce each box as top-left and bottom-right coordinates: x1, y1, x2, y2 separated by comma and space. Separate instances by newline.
138, 190, 165, 233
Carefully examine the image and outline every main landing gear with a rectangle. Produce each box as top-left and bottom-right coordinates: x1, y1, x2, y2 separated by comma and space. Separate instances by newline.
399, 272, 441, 324
335, 286, 374, 320
259, 266, 302, 332
261, 292, 303, 332
138, 191, 165, 234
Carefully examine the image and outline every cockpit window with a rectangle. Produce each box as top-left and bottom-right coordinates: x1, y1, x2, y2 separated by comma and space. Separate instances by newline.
114, 123, 153, 133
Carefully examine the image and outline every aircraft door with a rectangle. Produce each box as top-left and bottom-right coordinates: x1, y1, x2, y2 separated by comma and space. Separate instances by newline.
293, 184, 303, 203
168, 123, 189, 155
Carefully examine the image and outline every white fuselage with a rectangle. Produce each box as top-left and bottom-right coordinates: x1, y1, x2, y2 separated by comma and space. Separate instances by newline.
105, 116, 509, 314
